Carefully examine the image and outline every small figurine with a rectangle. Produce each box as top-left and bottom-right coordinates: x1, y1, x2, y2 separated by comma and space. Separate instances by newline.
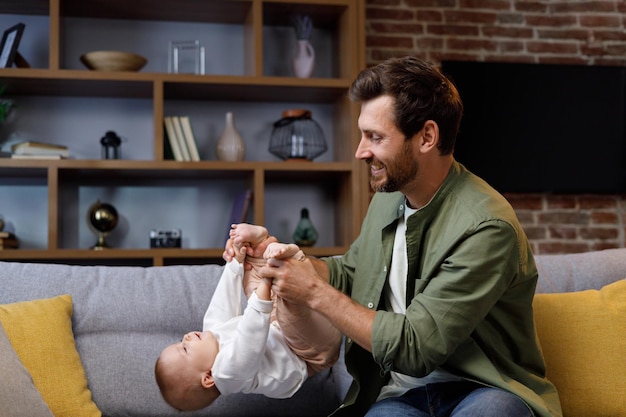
100, 131, 122, 159
292, 208, 318, 247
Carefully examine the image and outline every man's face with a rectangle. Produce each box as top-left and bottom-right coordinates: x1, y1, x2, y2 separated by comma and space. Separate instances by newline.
355, 95, 419, 193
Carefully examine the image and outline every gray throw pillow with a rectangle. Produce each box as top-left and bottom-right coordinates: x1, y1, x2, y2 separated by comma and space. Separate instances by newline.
0, 323, 54, 417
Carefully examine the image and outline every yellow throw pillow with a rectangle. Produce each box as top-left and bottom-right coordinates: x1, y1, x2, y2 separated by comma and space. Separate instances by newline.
0, 295, 101, 417
533, 279, 626, 417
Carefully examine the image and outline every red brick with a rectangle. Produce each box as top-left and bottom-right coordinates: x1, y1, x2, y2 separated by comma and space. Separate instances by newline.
580, 14, 621, 28
525, 15, 577, 27
428, 24, 480, 36
481, 26, 533, 38
366, 8, 415, 21
460, 0, 512, 10
550, 1, 616, 13
505, 194, 543, 210
514, 1, 549, 13
537, 28, 589, 41
579, 195, 618, 209
548, 226, 577, 239
417, 10, 444, 22
444, 10, 498, 24
579, 227, 619, 240
367, 35, 414, 48
546, 195, 577, 209
405, 0, 456, 7
370, 22, 424, 34
527, 41, 580, 54
537, 211, 590, 225
590, 211, 619, 224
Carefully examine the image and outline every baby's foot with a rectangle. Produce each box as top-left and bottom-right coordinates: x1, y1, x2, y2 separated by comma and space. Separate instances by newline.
229, 223, 269, 248
264, 242, 305, 261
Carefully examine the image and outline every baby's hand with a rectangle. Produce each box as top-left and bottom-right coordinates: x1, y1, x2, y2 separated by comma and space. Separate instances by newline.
264, 242, 305, 261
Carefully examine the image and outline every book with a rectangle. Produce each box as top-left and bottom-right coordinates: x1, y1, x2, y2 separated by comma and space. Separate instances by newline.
164, 117, 184, 161
172, 116, 191, 161
11, 141, 69, 157
179, 116, 201, 161
11, 154, 65, 160
0, 231, 16, 239
225, 189, 252, 242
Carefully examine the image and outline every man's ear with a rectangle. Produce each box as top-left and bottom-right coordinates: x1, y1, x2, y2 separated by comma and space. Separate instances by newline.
201, 370, 215, 389
419, 120, 439, 153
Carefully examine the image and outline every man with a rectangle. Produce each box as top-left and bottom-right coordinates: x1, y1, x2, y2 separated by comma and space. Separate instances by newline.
227, 56, 561, 417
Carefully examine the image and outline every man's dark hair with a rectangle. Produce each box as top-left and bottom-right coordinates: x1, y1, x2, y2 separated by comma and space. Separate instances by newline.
348, 56, 463, 155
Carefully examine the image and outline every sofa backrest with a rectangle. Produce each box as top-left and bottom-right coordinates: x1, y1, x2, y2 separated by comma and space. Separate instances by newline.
0, 261, 341, 417
534, 248, 626, 293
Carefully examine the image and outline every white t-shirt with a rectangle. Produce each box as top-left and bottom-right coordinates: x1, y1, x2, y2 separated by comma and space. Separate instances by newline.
203, 260, 308, 398
377, 202, 463, 401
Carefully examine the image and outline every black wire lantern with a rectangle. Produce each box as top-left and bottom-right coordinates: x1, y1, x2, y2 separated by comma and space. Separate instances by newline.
269, 109, 327, 161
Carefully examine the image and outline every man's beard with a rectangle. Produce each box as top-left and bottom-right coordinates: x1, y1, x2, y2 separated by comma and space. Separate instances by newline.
369, 141, 418, 193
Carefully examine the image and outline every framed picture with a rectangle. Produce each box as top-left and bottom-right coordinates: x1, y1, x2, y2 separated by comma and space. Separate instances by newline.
0, 23, 25, 68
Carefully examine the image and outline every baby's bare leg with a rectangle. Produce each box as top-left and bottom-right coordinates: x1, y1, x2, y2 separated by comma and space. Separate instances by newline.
264, 242, 305, 261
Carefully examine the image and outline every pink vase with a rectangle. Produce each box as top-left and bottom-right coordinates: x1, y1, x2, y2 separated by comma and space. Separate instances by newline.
292, 40, 315, 78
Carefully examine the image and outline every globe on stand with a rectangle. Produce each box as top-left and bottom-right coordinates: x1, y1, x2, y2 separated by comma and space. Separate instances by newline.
87, 200, 119, 250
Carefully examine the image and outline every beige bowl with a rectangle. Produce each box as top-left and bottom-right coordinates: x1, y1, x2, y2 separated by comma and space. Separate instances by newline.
80, 51, 147, 72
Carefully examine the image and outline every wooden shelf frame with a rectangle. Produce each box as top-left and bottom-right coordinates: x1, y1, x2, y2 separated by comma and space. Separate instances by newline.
0, 0, 366, 266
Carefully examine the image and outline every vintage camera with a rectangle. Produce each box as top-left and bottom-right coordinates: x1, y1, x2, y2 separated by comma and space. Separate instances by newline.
149, 229, 182, 248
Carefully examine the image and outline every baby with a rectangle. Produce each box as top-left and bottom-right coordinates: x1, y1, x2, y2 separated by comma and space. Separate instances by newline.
155, 223, 341, 411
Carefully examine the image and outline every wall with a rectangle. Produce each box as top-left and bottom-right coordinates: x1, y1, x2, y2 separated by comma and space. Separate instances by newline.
364, 0, 626, 253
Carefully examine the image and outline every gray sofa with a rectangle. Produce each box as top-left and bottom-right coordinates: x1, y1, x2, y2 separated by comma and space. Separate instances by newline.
1, 247, 625, 417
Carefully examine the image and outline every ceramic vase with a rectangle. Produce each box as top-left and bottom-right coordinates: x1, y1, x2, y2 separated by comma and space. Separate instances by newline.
216, 112, 245, 161
292, 40, 315, 78
292, 207, 318, 246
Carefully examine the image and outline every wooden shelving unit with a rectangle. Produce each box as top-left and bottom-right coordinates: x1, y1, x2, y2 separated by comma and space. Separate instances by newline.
0, 0, 367, 266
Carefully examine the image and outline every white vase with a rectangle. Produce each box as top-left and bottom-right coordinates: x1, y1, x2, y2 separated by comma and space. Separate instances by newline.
292, 40, 315, 78
216, 112, 245, 161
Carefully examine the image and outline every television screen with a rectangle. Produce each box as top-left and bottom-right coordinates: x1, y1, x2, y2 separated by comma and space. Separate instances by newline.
441, 60, 626, 194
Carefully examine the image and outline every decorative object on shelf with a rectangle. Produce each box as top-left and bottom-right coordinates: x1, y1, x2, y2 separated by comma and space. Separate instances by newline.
11, 140, 69, 158
0, 229, 19, 250
80, 51, 147, 72
168, 40, 205, 75
216, 112, 245, 161
0, 22, 25, 68
87, 200, 119, 250
291, 14, 314, 78
149, 229, 182, 248
100, 130, 121, 159
269, 109, 327, 161
0, 85, 14, 122
292, 207, 318, 247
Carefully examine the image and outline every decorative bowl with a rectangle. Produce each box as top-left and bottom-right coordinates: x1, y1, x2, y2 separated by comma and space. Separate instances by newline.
80, 51, 147, 72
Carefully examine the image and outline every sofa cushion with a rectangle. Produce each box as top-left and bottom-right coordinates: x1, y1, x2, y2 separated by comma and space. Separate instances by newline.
0, 323, 54, 417
533, 279, 626, 416
0, 295, 101, 417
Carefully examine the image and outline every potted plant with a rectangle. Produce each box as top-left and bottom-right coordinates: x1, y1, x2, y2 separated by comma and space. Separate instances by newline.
291, 14, 312, 41
0, 85, 15, 123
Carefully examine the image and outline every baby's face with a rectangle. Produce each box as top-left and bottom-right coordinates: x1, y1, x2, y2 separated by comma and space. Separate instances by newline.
161, 331, 219, 375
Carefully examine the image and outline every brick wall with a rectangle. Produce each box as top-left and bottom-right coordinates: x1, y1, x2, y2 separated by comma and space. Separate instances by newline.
364, 0, 626, 253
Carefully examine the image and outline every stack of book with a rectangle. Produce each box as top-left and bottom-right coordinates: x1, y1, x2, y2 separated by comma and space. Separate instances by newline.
0, 231, 19, 250
163, 116, 200, 161
11, 141, 69, 159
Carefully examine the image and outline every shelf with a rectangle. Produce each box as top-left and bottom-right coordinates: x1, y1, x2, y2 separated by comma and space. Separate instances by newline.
0, 0, 366, 266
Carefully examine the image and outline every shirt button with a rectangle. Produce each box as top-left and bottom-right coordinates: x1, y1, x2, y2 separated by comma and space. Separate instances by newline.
347, 338, 352, 344
367, 302, 374, 309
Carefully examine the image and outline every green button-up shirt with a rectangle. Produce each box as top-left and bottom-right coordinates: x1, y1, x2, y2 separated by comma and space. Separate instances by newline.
326, 161, 561, 417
